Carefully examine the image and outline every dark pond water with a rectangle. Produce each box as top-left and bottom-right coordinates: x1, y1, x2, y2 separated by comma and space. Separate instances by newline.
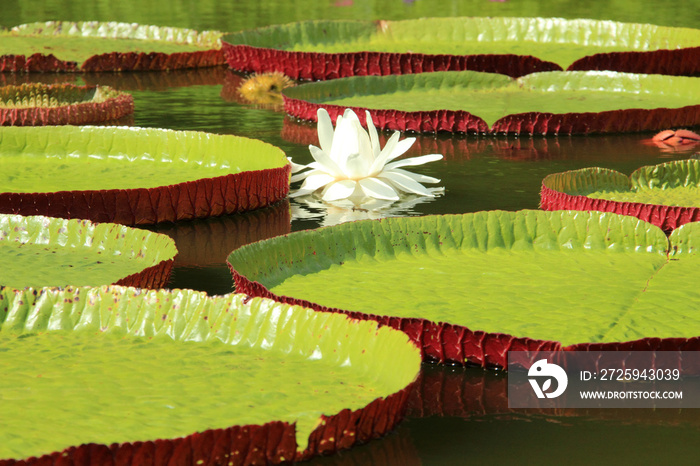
3, 1, 700, 464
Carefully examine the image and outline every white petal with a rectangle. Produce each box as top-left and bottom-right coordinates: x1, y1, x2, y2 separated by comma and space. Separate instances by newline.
330, 117, 362, 174
322, 180, 358, 201
384, 153, 443, 170
287, 157, 309, 174
342, 108, 361, 124
365, 110, 381, 158
378, 171, 435, 197
309, 145, 343, 176
385, 137, 416, 163
317, 109, 334, 154
297, 172, 336, 193
291, 171, 311, 183
369, 131, 401, 174
358, 177, 400, 201
392, 167, 441, 184
356, 120, 374, 167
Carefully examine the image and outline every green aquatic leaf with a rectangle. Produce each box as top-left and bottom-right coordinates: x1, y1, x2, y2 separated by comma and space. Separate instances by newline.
283, 70, 700, 130
580, 160, 700, 207
0, 83, 133, 125
224, 17, 700, 70
0, 125, 290, 224
0, 214, 176, 288
228, 210, 700, 348
0, 126, 284, 192
1, 21, 224, 71
0, 286, 420, 461
541, 160, 700, 232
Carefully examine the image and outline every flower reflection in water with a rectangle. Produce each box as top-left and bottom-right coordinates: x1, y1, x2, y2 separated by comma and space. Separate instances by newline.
291, 191, 443, 227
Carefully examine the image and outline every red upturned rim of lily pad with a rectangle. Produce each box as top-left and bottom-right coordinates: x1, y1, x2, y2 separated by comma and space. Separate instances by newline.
0, 21, 225, 72
0, 83, 134, 126
540, 163, 700, 234
231, 265, 700, 369
282, 96, 700, 136
0, 384, 414, 466
222, 42, 560, 80
0, 167, 291, 226
222, 18, 700, 80
6, 167, 290, 225
0, 126, 290, 226
280, 70, 700, 135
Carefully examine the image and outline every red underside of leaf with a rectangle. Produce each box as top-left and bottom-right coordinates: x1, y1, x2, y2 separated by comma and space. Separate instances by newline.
0, 378, 414, 466
284, 97, 700, 135
569, 47, 700, 76
81, 50, 225, 72
222, 43, 561, 80
0, 166, 291, 226
540, 183, 700, 233
1, 91, 134, 126
114, 259, 174, 290
0, 50, 224, 72
280, 116, 593, 162
230, 267, 700, 369
0, 53, 77, 72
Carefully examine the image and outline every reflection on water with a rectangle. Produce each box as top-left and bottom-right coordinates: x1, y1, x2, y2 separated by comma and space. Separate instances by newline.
80, 67, 228, 91
3, 1, 700, 464
147, 200, 291, 267
291, 193, 442, 227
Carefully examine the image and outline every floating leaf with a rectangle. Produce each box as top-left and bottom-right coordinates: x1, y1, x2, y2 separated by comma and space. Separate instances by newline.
223, 18, 700, 80
0, 214, 176, 289
283, 70, 700, 135
0, 286, 420, 464
541, 159, 700, 233
228, 210, 700, 368
0, 126, 290, 225
0, 21, 224, 72
0, 83, 133, 126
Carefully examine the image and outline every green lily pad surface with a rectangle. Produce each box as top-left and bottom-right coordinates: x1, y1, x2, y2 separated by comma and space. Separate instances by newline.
0, 126, 290, 224
282, 70, 700, 134
0, 83, 134, 126
223, 18, 700, 79
0, 214, 176, 289
228, 210, 700, 367
0, 286, 420, 463
0, 21, 224, 72
541, 159, 700, 232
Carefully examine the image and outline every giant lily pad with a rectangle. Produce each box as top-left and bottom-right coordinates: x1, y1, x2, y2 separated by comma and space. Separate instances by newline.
541, 159, 700, 233
222, 18, 700, 80
0, 21, 224, 72
0, 214, 176, 289
283, 70, 700, 135
0, 126, 290, 225
228, 210, 700, 368
0, 285, 420, 464
0, 83, 133, 126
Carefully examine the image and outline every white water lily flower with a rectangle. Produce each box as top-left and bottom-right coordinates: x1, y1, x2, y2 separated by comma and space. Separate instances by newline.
290, 108, 443, 202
